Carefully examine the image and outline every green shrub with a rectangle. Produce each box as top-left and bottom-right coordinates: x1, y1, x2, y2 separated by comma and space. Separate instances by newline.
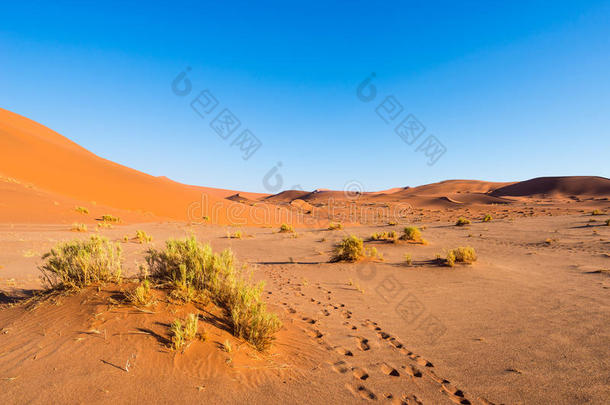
39, 235, 122, 290
146, 236, 281, 350
445, 246, 477, 267
331, 235, 364, 262
455, 217, 470, 226
328, 222, 343, 230
75, 206, 89, 215
483, 214, 492, 222
171, 313, 199, 351
279, 223, 294, 233
135, 230, 153, 244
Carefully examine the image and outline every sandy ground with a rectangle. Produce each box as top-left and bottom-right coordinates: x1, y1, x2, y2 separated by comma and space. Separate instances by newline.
1, 209, 609, 404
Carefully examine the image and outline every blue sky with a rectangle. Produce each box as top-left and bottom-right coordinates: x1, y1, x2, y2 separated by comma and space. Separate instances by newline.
1, 1, 609, 193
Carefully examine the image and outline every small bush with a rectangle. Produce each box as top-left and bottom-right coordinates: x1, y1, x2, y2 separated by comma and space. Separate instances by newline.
135, 230, 153, 244
404, 254, 412, 266
75, 206, 89, 215
483, 214, 492, 222
331, 235, 364, 262
228, 230, 242, 239
97, 222, 113, 229
591, 209, 603, 216
71, 223, 88, 232
126, 279, 153, 306
39, 235, 122, 290
171, 313, 199, 351
370, 230, 398, 242
101, 214, 120, 223
328, 222, 343, 230
400, 227, 425, 244
279, 223, 294, 233
455, 217, 471, 226
146, 236, 281, 350
364, 246, 383, 261
388, 221, 397, 226
445, 246, 477, 267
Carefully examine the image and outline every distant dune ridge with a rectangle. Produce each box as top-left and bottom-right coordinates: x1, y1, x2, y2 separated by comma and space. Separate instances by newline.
0, 108, 608, 224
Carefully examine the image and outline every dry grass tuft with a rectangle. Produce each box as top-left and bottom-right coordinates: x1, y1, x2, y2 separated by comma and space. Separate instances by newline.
455, 217, 471, 226
328, 222, 343, 230
71, 223, 88, 232
135, 230, 153, 244
445, 246, 477, 267
101, 214, 121, 223
39, 235, 122, 290
125, 279, 153, 306
400, 227, 426, 244
279, 223, 294, 233
171, 313, 199, 351
591, 209, 603, 216
75, 206, 89, 215
146, 236, 281, 350
483, 214, 493, 222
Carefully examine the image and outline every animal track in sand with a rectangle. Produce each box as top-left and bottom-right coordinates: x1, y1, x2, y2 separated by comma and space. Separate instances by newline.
402, 364, 422, 378
332, 360, 349, 374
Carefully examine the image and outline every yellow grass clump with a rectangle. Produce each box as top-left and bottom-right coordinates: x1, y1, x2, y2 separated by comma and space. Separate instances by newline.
446, 246, 477, 267
331, 235, 364, 262
39, 235, 122, 290
125, 279, 153, 306
171, 313, 199, 351
135, 230, 153, 244
101, 214, 121, 223
483, 214, 493, 222
145, 236, 281, 350
328, 222, 343, 230
71, 223, 88, 232
455, 217, 471, 226
400, 226, 426, 244
75, 206, 89, 214
279, 223, 294, 233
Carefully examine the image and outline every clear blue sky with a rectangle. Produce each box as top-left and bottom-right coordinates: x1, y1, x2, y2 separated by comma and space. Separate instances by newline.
1, 1, 609, 193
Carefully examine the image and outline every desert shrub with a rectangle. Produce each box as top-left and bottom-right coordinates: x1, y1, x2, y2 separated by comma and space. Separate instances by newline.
591, 209, 603, 216
126, 279, 153, 306
71, 223, 88, 232
404, 253, 412, 265
279, 223, 294, 233
75, 206, 89, 214
445, 246, 477, 267
483, 214, 492, 222
455, 217, 471, 226
171, 313, 199, 351
39, 235, 122, 290
134, 230, 153, 244
331, 235, 364, 262
364, 246, 383, 261
146, 236, 281, 350
101, 214, 120, 223
400, 226, 425, 244
370, 230, 398, 242
97, 222, 113, 229
328, 222, 343, 230
228, 230, 243, 239
388, 221, 397, 226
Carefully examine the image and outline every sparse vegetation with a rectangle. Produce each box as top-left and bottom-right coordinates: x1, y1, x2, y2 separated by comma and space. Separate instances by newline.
279, 223, 294, 233
455, 217, 471, 226
75, 206, 89, 215
483, 214, 493, 222
170, 313, 199, 351
328, 222, 343, 230
404, 253, 412, 265
331, 235, 364, 262
370, 230, 398, 242
222, 339, 232, 353
71, 223, 88, 232
39, 235, 122, 290
135, 230, 153, 244
145, 236, 281, 350
97, 222, 113, 229
400, 226, 426, 244
125, 279, 153, 306
591, 209, 603, 216
228, 230, 243, 239
388, 221, 397, 226
445, 246, 477, 267
606, 219, 610, 226
101, 214, 120, 223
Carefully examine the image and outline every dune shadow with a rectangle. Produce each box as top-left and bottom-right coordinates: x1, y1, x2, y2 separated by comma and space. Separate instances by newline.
135, 326, 171, 346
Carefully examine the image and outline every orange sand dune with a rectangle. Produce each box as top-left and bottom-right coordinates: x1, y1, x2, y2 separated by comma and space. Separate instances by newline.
395, 179, 513, 196
490, 176, 610, 197
0, 108, 277, 225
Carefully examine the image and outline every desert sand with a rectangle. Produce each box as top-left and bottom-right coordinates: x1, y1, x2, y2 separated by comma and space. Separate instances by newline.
1, 110, 609, 404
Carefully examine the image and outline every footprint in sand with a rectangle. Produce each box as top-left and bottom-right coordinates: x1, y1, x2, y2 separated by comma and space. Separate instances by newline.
402, 364, 422, 378
357, 337, 370, 351
346, 383, 377, 400
380, 363, 401, 377
331, 360, 349, 374
352, 367, 369, 380
335, 347, 354, 356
